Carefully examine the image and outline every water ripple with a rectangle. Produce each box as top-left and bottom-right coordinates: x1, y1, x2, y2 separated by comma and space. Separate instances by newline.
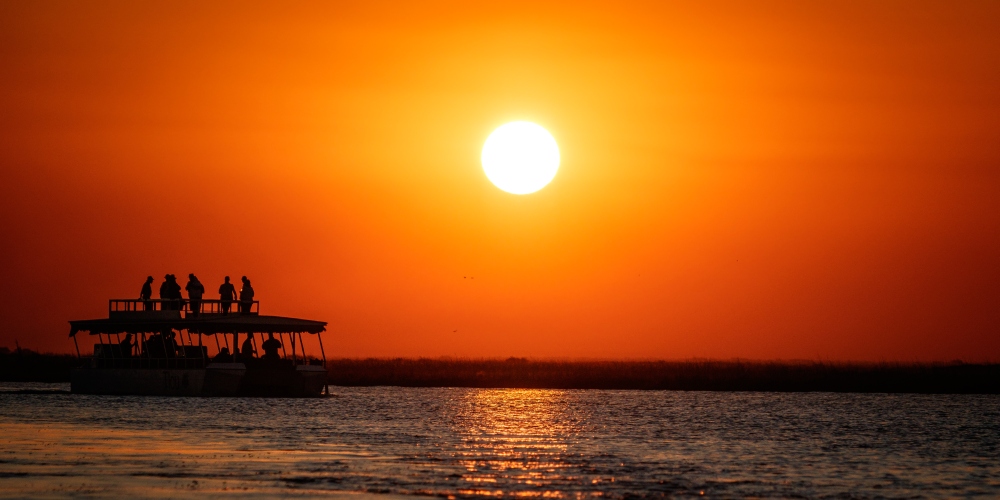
0, 383, 998, 498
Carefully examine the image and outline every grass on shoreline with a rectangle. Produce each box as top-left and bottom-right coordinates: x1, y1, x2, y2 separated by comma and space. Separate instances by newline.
2, 349, 997, 393
0, 348, 79, 383
327, 357, 1000, 393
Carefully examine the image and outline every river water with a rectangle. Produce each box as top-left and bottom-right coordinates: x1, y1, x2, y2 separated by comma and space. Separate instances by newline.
0, 383, 998, 498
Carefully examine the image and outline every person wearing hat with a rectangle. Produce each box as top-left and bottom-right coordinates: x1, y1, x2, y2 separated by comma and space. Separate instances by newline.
139, 276, 154, 311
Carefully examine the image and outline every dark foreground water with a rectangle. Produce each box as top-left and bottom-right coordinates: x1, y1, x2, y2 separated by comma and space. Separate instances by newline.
0, 383, 998, 498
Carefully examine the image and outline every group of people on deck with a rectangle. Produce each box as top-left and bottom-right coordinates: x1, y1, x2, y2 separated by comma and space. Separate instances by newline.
212, 332, 284, 364
138, 274, 255, 315
126, 274, 290, 363
106, 331, 178, 358
109, 330, 285, 363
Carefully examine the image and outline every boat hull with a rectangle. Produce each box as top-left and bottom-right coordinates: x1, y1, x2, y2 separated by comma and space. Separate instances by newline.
70, 363, 326, 397
237, 365, 328, 397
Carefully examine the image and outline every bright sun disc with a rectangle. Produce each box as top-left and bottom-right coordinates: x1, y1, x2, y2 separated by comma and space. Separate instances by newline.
481, 121, 560, 195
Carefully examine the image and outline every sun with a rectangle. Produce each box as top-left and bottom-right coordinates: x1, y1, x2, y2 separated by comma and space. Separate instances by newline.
481, 121, 560, 195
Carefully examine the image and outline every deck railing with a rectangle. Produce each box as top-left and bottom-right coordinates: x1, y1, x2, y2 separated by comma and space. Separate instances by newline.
110, 299, 259, 316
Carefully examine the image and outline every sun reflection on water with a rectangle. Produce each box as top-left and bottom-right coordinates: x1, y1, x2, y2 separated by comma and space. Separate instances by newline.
450, 389, 584, 497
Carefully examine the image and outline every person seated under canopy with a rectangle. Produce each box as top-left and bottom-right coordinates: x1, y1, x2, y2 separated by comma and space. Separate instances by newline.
261, 333, 282, 361
118, 333, 134, 357
213, 347, 233, 363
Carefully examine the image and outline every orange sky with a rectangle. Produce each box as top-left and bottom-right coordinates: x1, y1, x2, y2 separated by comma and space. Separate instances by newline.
2, 1, 999, 360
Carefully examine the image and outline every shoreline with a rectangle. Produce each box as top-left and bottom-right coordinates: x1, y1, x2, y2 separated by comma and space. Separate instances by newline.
3, 351, 998, 393
326, 357, 1000, 394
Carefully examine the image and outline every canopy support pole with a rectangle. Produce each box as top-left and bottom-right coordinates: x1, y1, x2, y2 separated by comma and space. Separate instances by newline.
317, 332, 327, 369
73, 335, 81, 359
297, 332, 306, 363
161, 333, 168, 366
318, 332, 328, 395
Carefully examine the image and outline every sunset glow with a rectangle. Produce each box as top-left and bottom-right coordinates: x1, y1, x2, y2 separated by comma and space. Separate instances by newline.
0, 1, 998, 362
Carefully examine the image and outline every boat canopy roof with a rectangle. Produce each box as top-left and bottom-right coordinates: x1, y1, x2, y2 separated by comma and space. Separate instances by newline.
69, 315, 327, 337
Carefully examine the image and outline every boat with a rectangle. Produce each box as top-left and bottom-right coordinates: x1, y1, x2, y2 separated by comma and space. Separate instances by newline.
68, 298, 329, 397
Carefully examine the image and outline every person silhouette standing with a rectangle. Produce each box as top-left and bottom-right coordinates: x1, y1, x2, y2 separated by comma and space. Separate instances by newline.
239, 276, 255, 314
240, 332, 256, 362
158, 275, 170, 309
139, 276, 154, 311
168, 275, 183, 310
159, 274, 182, 310
185, 274, 205, 317
218, 276, 236, 315
165, 331, 179, 358
160, 274, 174, 311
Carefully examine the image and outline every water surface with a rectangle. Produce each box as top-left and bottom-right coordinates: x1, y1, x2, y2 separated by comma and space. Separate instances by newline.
1, 383, 998, 498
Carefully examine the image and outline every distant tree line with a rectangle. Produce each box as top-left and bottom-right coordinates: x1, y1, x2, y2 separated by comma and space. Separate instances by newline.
2, 350, 998, 393
0, 347, 80, 382
327, 357, 1000, 394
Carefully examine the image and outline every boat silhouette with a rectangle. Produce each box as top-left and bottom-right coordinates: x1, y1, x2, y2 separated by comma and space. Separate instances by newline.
68, 298, 328, 397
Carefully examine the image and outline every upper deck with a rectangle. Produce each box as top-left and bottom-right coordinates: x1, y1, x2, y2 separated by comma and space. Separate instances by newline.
70, 299, 326, 337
